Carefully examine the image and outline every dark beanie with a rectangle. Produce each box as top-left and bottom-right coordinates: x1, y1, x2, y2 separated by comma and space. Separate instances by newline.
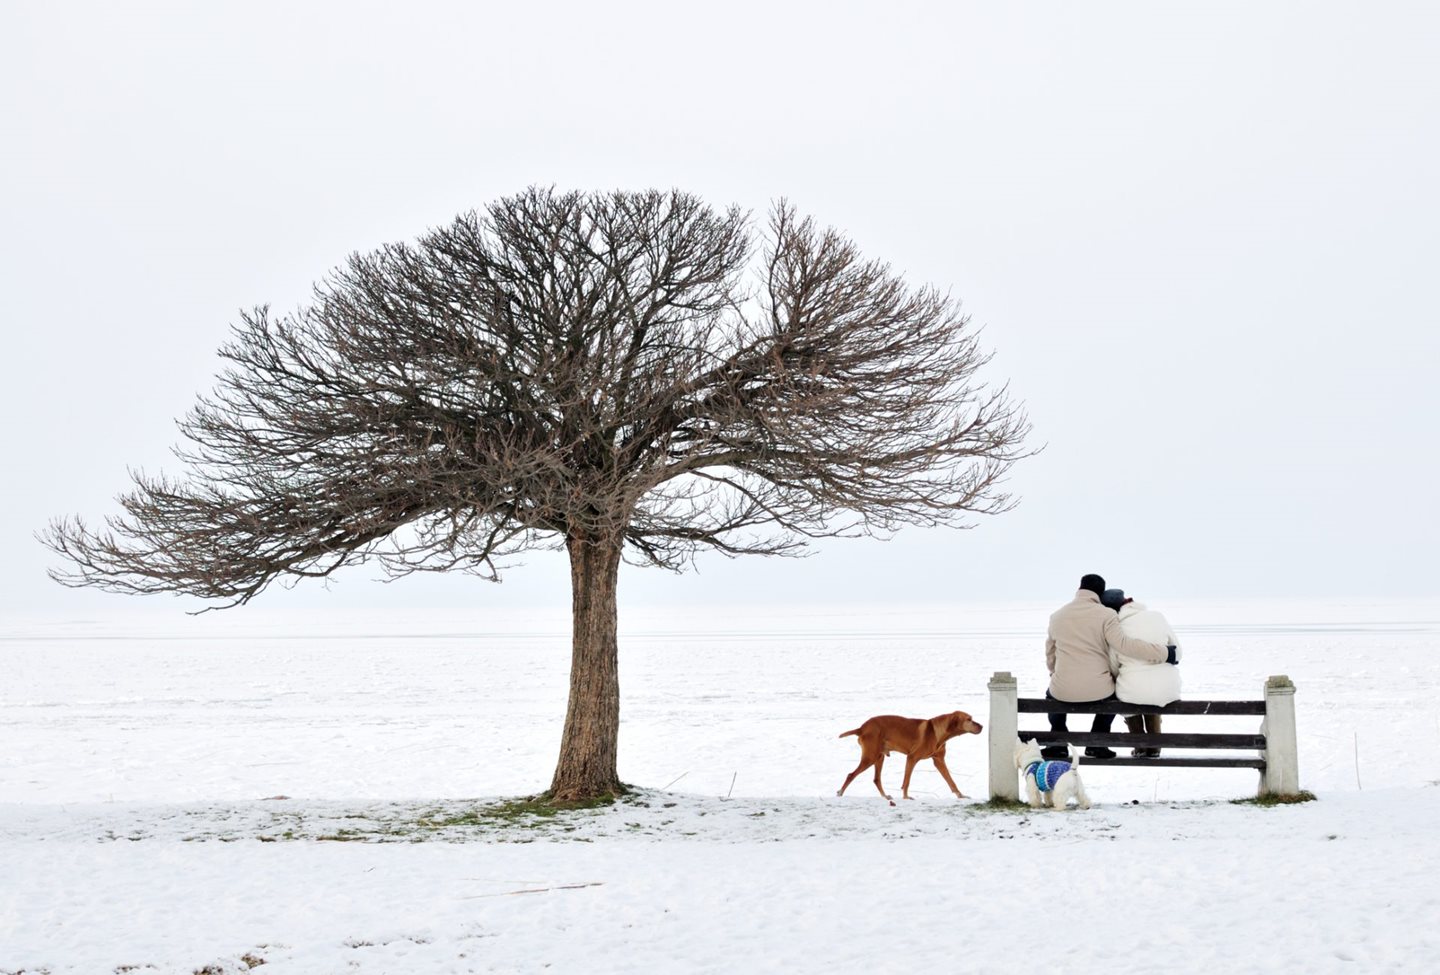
1079, 573, 1106, 595
1101, 588, 1128, 611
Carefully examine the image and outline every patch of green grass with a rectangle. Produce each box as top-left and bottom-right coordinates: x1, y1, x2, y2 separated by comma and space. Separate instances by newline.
419, 792, 625, 831
974, 796, 1031, 813
1232, 790, 1318, 807
314, 830, 368, 842
230, 793, 634, 843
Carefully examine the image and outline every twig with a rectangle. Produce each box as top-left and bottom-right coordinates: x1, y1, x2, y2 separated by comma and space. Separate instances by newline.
463, 882, 604, 899
1354, 731, 1362, 791
724, 772, 737, 800
662, 771, 688, 790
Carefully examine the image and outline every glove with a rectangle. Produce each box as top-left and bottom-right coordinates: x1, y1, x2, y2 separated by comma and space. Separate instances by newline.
1166, 645, 1179, 665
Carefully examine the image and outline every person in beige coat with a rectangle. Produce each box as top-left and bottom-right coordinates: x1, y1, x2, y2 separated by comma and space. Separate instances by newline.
1044, 573, 1172, 758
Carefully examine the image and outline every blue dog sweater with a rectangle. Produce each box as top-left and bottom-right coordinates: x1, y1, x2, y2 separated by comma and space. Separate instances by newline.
1024, 760, 1070, 793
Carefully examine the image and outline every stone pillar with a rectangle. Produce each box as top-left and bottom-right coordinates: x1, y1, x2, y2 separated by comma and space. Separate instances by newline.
988, 671, 1019, 801
1260, 675, 1300, 797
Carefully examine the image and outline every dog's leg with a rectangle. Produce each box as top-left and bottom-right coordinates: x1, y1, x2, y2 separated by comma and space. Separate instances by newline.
1024, 777, 1044, 809
1052, 782, 1071, 810
872, 754, 894, 804
1074, 775, 1092, 810
838, 755, 875, 797
931, 753, 965, 799
900, 756, 920, 800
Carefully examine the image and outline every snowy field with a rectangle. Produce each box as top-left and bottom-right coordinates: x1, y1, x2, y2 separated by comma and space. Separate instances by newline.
3, 597, 1439, 973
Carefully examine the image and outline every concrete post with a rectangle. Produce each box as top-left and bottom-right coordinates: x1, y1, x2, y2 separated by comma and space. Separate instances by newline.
1260, 675, 1300, 797
988, 671, 1019, 801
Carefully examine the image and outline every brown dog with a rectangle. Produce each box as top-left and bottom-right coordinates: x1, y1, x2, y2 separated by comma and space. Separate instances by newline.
837, 711, 984, 805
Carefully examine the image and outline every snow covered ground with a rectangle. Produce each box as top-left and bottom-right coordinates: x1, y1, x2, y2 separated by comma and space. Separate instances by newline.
3, 598, 1438, 973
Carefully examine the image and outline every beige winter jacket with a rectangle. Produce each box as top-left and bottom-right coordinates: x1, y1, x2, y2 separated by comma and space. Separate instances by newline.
1045, 590, 1168, 701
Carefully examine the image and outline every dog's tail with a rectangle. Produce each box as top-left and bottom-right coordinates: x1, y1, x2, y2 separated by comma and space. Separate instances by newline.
1069, 744, 1080, 768
838, 728, 861, 739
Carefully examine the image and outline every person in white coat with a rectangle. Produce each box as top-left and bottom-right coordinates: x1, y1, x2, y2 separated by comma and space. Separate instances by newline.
1101, 588, 1181, 757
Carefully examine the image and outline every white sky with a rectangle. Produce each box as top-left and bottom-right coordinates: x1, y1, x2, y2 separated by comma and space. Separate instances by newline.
2, 1, 1436, 616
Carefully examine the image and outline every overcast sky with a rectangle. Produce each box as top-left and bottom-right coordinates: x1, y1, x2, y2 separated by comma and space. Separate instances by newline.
3, 1, 1436, 616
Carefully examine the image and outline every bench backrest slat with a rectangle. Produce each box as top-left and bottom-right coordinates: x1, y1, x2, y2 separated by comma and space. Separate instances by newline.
1071, 756, 1266, 769
1017, 699, 1265, 716
1014, 731, 1265, 750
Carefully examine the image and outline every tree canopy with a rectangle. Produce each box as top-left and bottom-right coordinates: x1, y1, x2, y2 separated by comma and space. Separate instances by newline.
45, 188, 1029, 602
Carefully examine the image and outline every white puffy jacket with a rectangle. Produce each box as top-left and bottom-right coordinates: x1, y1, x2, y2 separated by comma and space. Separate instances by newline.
1110, 601, 1182, 706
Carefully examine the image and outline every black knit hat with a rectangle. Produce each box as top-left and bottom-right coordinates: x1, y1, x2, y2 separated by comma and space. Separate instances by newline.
1079, 573, 1106, 595
1101, 588, 1130, 611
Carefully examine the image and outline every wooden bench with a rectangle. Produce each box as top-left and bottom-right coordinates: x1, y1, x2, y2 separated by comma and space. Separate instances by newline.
985, 672, 1302, 800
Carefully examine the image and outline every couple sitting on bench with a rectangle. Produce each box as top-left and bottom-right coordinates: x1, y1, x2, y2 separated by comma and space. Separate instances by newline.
1044, 573, 1182, 760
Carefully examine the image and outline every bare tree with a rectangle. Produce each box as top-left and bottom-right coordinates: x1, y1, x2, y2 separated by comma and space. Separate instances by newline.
43, 188, 1032, 801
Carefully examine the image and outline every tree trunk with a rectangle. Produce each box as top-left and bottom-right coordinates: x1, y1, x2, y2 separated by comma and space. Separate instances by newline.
547, 532, 627, 801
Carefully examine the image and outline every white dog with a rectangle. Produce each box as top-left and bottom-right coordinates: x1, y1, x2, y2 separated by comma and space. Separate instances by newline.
1014, 738, 1091, 810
